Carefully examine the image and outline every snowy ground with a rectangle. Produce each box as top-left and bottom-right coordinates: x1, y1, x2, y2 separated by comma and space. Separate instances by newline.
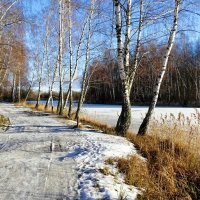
81, 105, 200, 132
0, 103, 140, 200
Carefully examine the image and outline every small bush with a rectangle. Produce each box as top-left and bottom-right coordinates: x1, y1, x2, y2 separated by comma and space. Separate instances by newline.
0, 114, 11, 131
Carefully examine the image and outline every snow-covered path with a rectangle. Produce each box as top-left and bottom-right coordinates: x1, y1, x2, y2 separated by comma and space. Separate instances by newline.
0, 103, 139, 200
0, 103, 78, 199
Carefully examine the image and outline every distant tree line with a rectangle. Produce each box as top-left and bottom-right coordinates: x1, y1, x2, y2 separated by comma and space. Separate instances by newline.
86, 39, 200, 107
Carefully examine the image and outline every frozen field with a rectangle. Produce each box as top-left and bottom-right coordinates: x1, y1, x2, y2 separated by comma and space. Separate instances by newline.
82, 105, 200, 132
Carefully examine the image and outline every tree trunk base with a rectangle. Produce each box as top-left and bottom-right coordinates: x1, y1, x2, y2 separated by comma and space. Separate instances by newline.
115, 105, 131, 137
137, 114, 150, 136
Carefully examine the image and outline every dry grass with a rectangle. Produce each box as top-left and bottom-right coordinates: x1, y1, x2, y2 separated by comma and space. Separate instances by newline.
98, 166, 110, 176
15, 102, 69, 116
78, 114, 115, 134
116, 112, 200, 200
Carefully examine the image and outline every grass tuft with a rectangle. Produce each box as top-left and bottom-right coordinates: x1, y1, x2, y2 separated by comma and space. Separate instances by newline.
78, 114, 116, 134
0, 114, 11, 131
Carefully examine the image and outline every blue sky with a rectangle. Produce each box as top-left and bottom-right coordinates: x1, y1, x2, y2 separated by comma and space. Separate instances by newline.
21, 0, 200, 93
23, 0, 49, 17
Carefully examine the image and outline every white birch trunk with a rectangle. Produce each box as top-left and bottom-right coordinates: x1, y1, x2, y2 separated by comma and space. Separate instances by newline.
68, 0, 73, 119
57, 0, 64, 115
24, 74, 34, 103
129, 0, 143, 91
45, 61, 58, 110
114, 0, 132, 136
64, 15, 89, 108
138, 0, 181, 135
36, 17, 49, 108
45, 61, 51, 109
12, 74, 16, 102
75, 0, 94, 127
18, 69, 21, 103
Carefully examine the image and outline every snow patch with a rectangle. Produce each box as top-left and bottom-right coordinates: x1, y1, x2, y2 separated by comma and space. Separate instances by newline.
65, 130, 140, 199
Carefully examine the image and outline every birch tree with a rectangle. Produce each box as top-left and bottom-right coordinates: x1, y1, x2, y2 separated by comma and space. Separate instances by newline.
64, 10, 89, 113
42, 7, 57, 111
24, 73, 34, 103
114, 0, 131, 135
0, 34, 13, 87
0, 0, 25, 102
113, 0, 143, 136
138, 0, 182, 135
75, 0, 94, 127
17, 68, 21, 102
0, 0, 19, 38
67, 0, 73, 119
45, 60, 58, 111
44, 53, 56, 111
9, 38, 27, 103
12, 73, 16, 102
35, 17, 49, 108
57, 0, 65, 115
